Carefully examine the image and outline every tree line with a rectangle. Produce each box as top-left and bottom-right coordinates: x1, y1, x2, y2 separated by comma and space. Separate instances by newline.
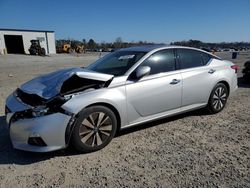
170, 40, 250, 50
56, 38, 250, 51
56, 37, 156, 51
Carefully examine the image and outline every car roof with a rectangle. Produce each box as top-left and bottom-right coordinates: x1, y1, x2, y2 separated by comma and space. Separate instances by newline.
119, 44, 167, 52
118, 45, 222, 59
118, 44, 207, 52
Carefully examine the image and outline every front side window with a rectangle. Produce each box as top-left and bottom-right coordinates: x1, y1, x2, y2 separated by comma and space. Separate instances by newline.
138, 49, 176, 75
86, 51, 146, 76
177, 49, 208, 69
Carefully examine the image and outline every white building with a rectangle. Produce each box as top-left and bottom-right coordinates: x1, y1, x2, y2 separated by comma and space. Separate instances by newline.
0, 28, 56, 55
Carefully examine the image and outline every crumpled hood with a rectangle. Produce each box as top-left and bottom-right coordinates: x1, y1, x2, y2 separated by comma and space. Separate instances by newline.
20, 67, 113, 99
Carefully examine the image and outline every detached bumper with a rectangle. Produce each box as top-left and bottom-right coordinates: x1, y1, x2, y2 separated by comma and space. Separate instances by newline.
7, 112, 71, 152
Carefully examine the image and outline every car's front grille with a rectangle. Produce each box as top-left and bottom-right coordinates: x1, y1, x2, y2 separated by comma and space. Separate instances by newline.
16, 88, 46, 106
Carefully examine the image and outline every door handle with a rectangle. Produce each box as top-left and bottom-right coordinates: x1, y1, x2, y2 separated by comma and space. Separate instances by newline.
208, 69, 216, 74
170, 79, 181, 84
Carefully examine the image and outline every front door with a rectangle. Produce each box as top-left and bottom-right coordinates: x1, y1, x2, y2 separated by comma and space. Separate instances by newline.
126, 49, 182, 124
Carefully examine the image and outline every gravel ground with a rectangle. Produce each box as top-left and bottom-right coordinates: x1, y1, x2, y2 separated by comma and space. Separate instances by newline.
0, 52, 249, 187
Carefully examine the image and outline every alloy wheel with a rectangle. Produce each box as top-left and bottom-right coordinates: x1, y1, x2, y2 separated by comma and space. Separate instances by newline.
79, 112, 112, 147
212, 86, 227, 111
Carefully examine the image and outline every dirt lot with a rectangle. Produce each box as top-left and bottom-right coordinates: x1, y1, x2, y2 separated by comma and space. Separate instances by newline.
0, 52, 249, 187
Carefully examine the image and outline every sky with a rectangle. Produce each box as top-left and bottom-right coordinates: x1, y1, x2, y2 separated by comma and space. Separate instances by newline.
0, 0, 250, 43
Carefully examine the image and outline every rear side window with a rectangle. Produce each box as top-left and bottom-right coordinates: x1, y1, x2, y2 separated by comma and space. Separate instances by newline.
177, 49, 210, 69
140, 49, 175, 75
201, 52, 212, 64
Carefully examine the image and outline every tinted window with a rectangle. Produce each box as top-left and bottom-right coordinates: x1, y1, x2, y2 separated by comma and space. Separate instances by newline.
139, 49, 175, 75
178, 49, 208, 69
201, 52, 211, 64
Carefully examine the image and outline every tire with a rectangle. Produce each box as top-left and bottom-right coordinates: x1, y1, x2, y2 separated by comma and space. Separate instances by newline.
68, 48, 74, 54
71, 105, 117, 153
41, 48, 46, 56
29, 49, 36, 55
206, 83, 229, 114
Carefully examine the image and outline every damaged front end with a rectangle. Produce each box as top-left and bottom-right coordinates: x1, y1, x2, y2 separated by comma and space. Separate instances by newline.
9, 68, 113, 119
5, 68, 114, 152
9, 88, 70, 120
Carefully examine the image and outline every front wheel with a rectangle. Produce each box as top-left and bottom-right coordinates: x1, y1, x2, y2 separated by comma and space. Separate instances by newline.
206, 83, 229, 114
71, 106, 117, 153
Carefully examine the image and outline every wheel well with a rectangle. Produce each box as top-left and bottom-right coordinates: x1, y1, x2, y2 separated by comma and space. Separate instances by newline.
86, 103, 121, 131
218, 81, 230, 94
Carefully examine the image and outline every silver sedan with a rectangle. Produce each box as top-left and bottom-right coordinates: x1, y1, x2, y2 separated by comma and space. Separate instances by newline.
5, 45, 238, 152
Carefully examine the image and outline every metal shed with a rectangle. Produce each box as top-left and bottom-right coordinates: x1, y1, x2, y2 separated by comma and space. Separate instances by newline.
0, 28, 56, 55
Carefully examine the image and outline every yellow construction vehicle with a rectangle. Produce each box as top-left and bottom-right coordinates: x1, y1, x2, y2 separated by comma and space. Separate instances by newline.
56, 44, 73, 53
62, 44, 72, 53
56, 43, 84, 53
74, 45, 84, 53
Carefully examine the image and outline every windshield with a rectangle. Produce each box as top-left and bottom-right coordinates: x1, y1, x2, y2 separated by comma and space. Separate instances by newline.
86, 50, 146, 76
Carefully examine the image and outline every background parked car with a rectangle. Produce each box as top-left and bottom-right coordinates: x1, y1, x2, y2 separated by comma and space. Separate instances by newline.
242, 60, 250, 80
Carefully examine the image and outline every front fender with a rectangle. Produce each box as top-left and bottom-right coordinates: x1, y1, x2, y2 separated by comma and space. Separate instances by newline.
61, 87, 127, 126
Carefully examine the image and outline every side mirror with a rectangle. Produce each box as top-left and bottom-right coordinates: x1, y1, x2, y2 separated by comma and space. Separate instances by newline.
136, 66, 151, 79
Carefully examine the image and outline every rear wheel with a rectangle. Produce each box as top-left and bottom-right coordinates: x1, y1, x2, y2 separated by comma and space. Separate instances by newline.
206, 83, 229, 114
40, 48, 46, 56
71, 106, 117, 152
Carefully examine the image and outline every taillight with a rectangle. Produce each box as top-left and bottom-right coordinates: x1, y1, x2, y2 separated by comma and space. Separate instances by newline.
231, 65, 238, 73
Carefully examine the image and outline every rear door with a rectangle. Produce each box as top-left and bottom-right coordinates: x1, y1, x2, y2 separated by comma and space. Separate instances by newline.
176, 49, 218, 107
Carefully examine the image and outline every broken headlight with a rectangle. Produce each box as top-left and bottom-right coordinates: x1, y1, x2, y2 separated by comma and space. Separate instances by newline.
31, 95, 72, 117
11, 94, 73, 122
31, 106, 49, 117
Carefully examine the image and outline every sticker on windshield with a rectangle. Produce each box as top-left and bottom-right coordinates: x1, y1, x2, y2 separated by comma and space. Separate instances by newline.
118, 55, 135, 60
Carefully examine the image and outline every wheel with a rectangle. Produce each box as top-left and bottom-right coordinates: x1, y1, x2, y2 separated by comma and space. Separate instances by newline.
206, 83, 229, 114
41, 48, 46, 56
68, 48, 74, 54
29, 49, 36, 55
71, 106, 117, 152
